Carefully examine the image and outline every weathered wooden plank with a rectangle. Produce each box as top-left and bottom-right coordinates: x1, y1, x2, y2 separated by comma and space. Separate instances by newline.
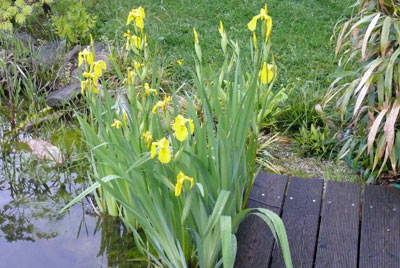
314, 181, 361, 268
234, 173, 288, 268
359, 185, 400, 268
270, 177, 324, 268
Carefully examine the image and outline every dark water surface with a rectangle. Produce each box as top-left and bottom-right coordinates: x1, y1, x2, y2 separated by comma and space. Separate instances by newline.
0, 114, 144, 268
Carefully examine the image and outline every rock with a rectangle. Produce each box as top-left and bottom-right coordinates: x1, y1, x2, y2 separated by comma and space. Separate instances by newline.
22, 138, 64, 164
70, 67, 81, 84
35, 40, 67, 69
47, 83, 81, 107
63, 44, 81, 65
93, 42, 111, 69
14, 32, 36, 47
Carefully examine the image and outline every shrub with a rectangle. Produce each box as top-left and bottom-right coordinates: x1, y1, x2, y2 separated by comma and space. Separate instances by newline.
63, 5, 292, 268
295, 123, 337, 159
51, 0, 96, 45
0, 0, 52, 32
328, 0, 400, 182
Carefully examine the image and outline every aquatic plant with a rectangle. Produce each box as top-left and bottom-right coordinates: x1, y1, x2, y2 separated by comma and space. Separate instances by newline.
64, 5, 292, 267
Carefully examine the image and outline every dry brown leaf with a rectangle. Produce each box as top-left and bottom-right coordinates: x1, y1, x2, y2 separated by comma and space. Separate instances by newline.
383, 101, 400, 157
353, 79, 372, 117
351, 27, 360, 47
354, 58, 382, 95
23, 138, 64, 164
279, 136, 291, 145
362, 13, 381, 61
336, 21, 351, 56
368, 107, 388, 153
378, 101, 400, 175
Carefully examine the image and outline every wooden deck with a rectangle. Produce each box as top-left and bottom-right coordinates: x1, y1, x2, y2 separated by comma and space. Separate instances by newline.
235, 172, 400, 268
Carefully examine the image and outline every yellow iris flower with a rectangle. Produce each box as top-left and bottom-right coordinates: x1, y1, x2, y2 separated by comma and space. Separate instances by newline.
80, 79, 89, 94
260, 62, 275, 84
142, 131, 153, 147
144, 83, 157, 97
124, 30, 141, 50
126, 7, 145, 30
175, 171, 194, 197
124, 67, 135, 85
151, 137, 171, 164
111, 119, 123, 129
218, 20, 225, 36
93, 60, 107, 79
78, 48, 93, 67
82, 60, 106, 93
172, 115, 194, 142
123, 112, 128, 125
193, 28, 199, 44
152, 95, 172, 114
247, 3, 272, 40
134, 60, 144, 71
253, 32, 257, 49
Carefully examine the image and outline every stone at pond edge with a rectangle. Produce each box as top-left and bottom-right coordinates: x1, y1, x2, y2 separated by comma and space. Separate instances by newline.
47, 83, 81, 107
35, 41, 67, 70
14, 32, 36, 47
22, 138, 64, 164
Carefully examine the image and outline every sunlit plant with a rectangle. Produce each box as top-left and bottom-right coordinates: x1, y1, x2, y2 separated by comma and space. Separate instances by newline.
327, 0, 400, 182
0, 0, 52, 31
64, 5, 292, 268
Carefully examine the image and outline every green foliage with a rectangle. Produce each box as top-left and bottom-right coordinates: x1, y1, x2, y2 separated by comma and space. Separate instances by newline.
63, 6, 292, 268
51, 1, 96, 45
0, 0, 52, 31
329, 0, 400, 182
295, 123, 336, 159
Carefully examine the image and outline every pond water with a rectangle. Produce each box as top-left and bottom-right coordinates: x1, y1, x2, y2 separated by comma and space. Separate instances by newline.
0, 112, 144, 267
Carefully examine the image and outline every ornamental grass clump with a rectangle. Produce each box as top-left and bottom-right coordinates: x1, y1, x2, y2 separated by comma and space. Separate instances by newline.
328, 0, 400, 182
64, 5, 292, 267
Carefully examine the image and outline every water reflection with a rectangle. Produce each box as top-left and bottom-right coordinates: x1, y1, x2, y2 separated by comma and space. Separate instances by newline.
0, 114, 145, 267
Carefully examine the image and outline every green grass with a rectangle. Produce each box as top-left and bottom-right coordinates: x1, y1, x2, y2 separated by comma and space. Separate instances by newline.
31, 0, 353, 126
11, 0, 360, 181
82, 0, 352, 129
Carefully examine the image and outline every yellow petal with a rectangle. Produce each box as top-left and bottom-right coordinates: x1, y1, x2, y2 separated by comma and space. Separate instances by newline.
126, 14, 133, 26
189, 119, 194, 134
78, 53, 84, 67
176, 125, 188, 142
138, 7, 145, 18
218, 20, 224, 36
152, 101, 162, 114
151, 143, 157, 158
260, 3, 268, 17
175, 181, 183, 196
266, 17, 272, 40
159, 147, 171, 164
187, 176, 194, 189
123, 112, 128, 125
87, 53, 94, 66
193, 28, 199, 44
260, 62, 275, 84
111, 119, 122, 129
135, 17, 144, 30
172, 115, 184, 131
93, 60, 107, 76
248, 16, 258, 31
135, 36, 141, 49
